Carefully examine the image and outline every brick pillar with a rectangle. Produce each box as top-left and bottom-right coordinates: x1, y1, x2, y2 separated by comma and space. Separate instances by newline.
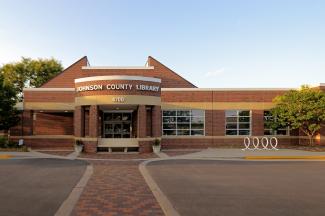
89, 105, 98, 137
82, 105, 98, 153
22, 110, 33, 147
252, 110, 264, 136
152, 106, 161, 138
212, 110, 225, 146
138, 105, 147, 138
74, 106, 84, 137
138, 105, 150, 153
23, 110, 33, 136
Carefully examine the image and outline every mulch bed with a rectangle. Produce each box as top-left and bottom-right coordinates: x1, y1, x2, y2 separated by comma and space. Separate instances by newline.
0, 148, 28, 152
286, 146, 325, 152
78, 153, 159, 160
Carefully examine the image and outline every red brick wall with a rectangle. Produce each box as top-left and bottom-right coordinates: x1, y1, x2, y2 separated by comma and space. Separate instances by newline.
41, 56, 88, 88
84, 109, 89, 137
252, 110, 264, 136
162, 137, 300, 149
24, 91, 74, 103
147, 56, 196, 88
34, 112, 73, 135
205, 110, 213, 136
139, 140, 153, 153
161, 90, 287, 102
89, 105, 98, 137
39, 56, 196, 90
146, 107, 152, 137
137, 105, 147, 138
83, 141, 97, 153
212, 110, 225, 136
152, 106, 162, 137
23, 110, 33, 136
15, 138, 74, 149
74, 106, 84, 137
204, 110, 225, 137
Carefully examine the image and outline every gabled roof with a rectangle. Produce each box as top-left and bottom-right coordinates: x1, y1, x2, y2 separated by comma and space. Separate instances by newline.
39, 56, 196, 88
40, 56, 88, 88
147, 56, 196, 88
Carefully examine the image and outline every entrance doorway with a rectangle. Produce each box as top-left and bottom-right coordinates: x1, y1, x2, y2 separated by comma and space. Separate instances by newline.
103, 111, 132, 138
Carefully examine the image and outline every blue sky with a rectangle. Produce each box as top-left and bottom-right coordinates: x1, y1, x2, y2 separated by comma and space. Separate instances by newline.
0, 0, 324, 88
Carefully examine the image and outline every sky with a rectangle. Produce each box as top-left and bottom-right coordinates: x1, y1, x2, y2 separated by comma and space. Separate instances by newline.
0, 0, 324, 88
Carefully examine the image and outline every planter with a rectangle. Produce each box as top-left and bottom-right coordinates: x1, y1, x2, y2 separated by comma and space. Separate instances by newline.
74, 145, 83, 153
152, 145, 161, 153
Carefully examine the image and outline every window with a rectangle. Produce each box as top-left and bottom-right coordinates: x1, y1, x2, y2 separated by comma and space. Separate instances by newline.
264, 111, 289, 135
225, 110, 251, 135
162, 110, 205, 136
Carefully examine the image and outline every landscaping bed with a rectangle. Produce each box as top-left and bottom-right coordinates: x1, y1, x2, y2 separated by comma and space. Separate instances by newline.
287, 145, 325, 152
0, 137, 28, 152
0, 147, 28, 152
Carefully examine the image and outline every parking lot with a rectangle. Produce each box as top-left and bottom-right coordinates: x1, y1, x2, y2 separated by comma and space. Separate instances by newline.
147, 159, 325, 216
0, 158, 87, 216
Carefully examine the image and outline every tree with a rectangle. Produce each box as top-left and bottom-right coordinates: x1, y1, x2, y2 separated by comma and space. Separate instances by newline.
0, 73, 20, 137
270, 86, 325, 146
1, 57, 63, 100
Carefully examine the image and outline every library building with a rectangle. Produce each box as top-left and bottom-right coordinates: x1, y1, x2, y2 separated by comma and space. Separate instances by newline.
9, 56, 325, 152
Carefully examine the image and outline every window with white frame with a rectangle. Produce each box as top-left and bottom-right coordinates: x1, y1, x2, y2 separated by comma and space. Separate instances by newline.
264, 111, 289, 135
162, 110, 205, 136
225, 110, 251, 135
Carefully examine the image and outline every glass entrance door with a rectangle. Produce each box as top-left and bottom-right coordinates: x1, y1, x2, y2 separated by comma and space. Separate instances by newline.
103, 112, 132, 138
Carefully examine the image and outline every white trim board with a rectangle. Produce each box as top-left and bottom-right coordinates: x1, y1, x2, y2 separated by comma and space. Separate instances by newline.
75, 75, 161, 83
82, 66, 154, 70
161, 88, 292, 91
23, 88, 75, 92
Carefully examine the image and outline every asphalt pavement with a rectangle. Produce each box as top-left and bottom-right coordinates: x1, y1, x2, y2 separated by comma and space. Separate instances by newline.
0, 158, 87, 216
147, 159, 325, 216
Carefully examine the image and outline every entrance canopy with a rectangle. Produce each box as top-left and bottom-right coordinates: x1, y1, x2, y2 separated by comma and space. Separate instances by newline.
74, 75, 161, 106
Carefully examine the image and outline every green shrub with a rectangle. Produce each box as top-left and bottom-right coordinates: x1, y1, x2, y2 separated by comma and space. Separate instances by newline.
7, 140, 18, 148
0, 136, 8, 148
152, 138, 161, 146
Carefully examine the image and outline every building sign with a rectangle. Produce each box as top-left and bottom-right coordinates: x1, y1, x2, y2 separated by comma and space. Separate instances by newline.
76, 84, 160, 93
112, 97, 125, 103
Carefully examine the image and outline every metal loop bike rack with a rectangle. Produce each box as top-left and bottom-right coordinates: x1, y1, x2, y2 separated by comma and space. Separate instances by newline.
242, 137, 278, 151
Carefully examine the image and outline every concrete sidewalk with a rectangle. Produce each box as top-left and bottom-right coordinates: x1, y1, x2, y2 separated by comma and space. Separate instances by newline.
0, 150, 79, 160
177, 148, 325, 159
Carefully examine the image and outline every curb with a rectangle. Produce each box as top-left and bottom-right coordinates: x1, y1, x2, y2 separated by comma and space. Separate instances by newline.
245, 156, 325, 160
0, 154, 12, 159
139, 159, 180, 216
55, 164, 93, 216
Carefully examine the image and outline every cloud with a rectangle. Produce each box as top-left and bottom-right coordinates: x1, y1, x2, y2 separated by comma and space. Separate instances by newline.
205, 67, 225, 77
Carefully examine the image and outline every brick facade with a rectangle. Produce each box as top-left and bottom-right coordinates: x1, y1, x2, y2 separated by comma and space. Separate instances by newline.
11, 56, 324, 151
137, 105, 147, 138
252, 110, 264, 136
152, 106, 162, 138
34, 112, 73, 135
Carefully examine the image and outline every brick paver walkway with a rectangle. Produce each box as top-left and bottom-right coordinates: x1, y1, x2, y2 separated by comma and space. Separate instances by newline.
72, 160, 164, 216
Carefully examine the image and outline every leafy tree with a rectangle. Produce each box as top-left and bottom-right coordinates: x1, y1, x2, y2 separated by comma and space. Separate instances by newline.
1, 57, 63, 100
0, 73, 20, 137
270, 86, 325, 146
